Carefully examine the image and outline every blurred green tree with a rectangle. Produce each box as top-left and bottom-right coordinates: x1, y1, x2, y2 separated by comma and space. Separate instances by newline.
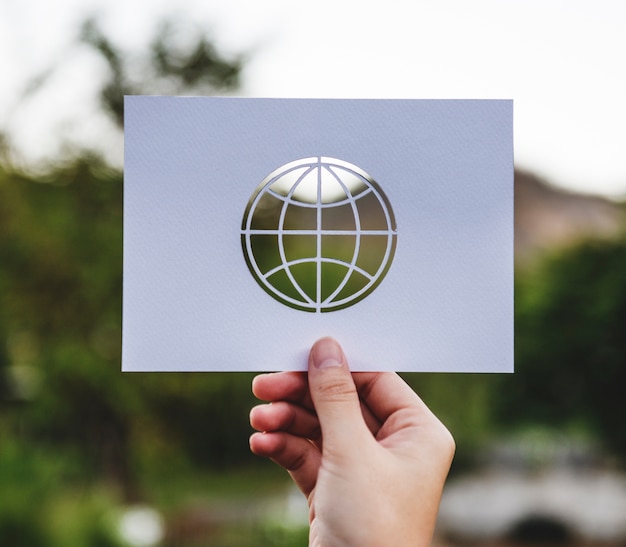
0, 19, 252, 504
81, 18, 243, 127
495, 235, 626, 463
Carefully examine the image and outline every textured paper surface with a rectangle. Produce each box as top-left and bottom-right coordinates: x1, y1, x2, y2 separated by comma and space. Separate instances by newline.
123, 97, 513, 372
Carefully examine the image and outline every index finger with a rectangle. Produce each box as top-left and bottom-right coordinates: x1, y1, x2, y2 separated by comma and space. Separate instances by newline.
252, 371, 314, 410
353, 371, 435, 424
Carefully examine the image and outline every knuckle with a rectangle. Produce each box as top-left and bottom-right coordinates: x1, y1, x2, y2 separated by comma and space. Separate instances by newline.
316, 378, 357, 402
283, 450, 308, 473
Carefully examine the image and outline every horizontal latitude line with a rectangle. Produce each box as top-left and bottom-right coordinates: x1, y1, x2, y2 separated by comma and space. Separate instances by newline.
243, 229, 395, 236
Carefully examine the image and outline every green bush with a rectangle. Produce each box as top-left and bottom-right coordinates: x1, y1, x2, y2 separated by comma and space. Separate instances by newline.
0, 439, 127, 547
495, 236, 626, 462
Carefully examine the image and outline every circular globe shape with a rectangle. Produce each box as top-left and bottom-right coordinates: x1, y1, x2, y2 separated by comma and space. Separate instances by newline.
241, 156, 397, 312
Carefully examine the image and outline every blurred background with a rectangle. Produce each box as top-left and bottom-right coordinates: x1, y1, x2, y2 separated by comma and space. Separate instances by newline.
0, 0, 625, 545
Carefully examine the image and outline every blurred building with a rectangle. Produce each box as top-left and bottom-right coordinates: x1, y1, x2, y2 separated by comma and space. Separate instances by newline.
436, 434, 626, 544
514, 171, 624, 262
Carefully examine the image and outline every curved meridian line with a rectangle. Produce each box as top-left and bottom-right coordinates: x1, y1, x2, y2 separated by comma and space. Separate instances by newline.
262, 257, 317, 278
258, 264, 316, 305
319, 257, 371, 279
342, 173, 396, 302
244, 233, 270, 291
322, 160, 374, 198
326, 162, 376, 199
323, 164, 397, 307
245, 163, 316, 229
266, 189, 291, 202
275, 166, 317, 304
322, 263, 366, 305
278, 198, 319, 209
282, 166, 316, 206
328, 276, 383, 307
325, 159, 397, 233
257, 268, 316, 307
329, 234, 397, 307
325, 164, 372, 198
244, 233, 312, 308
374, 232, 397, 278
262, 162, 317, 192
359, 181, 397, 280
322, 164, 365, 304
323, 270, 369, 306
318, 187, 372, 207
364, 183, 397, 232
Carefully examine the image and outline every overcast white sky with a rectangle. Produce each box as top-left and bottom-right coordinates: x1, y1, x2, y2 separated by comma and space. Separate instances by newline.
1, 0, 625, 198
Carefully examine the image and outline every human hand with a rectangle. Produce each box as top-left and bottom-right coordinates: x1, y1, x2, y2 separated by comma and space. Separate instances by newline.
249, 337, 455, 546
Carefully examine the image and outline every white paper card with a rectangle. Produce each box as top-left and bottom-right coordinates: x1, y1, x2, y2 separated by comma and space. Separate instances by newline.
123, 97, 513, 372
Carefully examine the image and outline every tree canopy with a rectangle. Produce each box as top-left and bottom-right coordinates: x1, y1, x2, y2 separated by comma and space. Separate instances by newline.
496, 236, 626, 461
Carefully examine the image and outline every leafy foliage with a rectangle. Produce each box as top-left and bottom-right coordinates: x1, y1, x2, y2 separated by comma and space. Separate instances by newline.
0, 439, 126, 547
495, 236, 626, 462
0, 157, 261, 490
81, 19, 243, 127
0, 21, 251, 514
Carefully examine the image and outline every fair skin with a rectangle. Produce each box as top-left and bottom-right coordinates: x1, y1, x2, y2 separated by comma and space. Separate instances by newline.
249, 337, 455, 547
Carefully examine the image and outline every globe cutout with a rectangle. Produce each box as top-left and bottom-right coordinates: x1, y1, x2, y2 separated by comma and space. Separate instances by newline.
241, 157, 397, 312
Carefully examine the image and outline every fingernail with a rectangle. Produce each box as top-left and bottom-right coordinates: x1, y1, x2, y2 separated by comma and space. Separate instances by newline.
311, 337, 344, 369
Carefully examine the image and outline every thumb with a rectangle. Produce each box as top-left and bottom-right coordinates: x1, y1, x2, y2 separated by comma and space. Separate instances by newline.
308, 337, 368, 450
